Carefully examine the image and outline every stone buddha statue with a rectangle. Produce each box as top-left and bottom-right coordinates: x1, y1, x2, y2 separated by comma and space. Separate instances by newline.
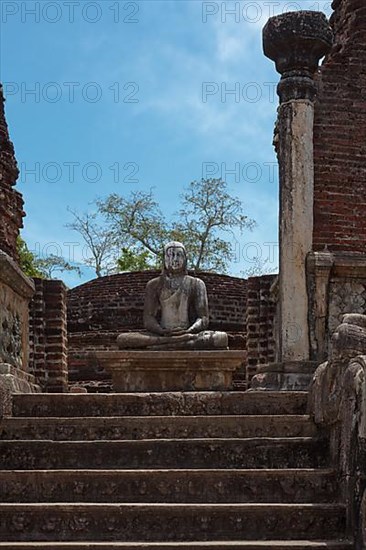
117, 242, 228, 350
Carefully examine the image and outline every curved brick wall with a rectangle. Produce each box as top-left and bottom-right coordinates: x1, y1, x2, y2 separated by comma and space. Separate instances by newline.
313, 0, 366, 251
68, 271, 247, 333
67, 271, 248, 386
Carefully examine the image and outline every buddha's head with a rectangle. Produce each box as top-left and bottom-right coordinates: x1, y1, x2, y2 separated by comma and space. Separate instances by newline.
163, 241, 187, 274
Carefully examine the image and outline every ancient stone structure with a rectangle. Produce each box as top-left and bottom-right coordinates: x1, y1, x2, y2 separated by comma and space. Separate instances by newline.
0, 86, 39, 415
263, 11, 333, 363
309, 314, 366, 547
245, 275, 277, 384
67, 270, 250, 390
307, 0, 366, 367
251, 11, 333, 391
28, 278, 68, 392
97, 242, 243, 391
96, 349, 244, 391
0, 85, 24, 262
117, 242, 228, 351
313, 0, 366, 254
0, 0, 364, 546
0, 390, 352, 547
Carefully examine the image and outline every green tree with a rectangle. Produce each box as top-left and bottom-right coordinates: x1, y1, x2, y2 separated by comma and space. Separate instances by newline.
36, 255, 81, 279
17, 236, 44, 278
97, 179, 255, 273
17, 236, 81, 280
117, 247, 157, 272
97, 190, 169, 258
175, 178, 255, 272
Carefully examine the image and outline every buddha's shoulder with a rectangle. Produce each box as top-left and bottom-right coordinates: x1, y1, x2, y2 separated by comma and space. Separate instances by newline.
145, 275, 163, 291
186, 275, 206, 288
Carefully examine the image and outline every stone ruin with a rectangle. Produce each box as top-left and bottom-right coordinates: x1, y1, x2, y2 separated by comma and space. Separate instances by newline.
0, 0, 365, 546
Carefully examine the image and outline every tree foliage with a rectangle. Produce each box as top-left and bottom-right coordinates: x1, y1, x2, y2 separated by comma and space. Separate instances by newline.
117, 247, 157, 272
65, 209, 115, 277
17, 236, 81, 280
17, 236, 44, 278
97, 190, 169, 258
174, 178, 255, 272
36, 255, 81, 279
94, 178, 255, 273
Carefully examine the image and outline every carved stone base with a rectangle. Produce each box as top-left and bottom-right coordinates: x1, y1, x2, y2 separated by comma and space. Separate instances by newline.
250, 361, 318, 391
94, 351, 245, 392
0, 363, 41, 417
0, 251, 34, 370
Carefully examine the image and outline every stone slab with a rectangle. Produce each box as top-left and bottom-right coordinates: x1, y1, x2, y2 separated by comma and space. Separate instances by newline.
255, 362, 318, 375
0, 468, 336, 503
94, 351, 245, 392
0, 364, 40, 418
250, 362, 319, 391
0, 415, 317, 440
0, 503, 346, 541
12, 392, 309, 417
0, 543, 354, 550
0, 540, 354, 550
0, 438, 328, 470
0, 364, 38, 384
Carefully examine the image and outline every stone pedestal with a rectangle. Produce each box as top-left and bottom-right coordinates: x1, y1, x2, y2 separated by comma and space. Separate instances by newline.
94, 350, 244, 392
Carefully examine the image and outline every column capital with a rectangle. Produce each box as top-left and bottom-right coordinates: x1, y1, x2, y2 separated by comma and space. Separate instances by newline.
263, 11, 333, 102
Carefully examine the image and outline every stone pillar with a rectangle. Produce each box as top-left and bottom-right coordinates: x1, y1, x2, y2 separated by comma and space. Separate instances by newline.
263, 11, 333, 362
29, 279, 68, 392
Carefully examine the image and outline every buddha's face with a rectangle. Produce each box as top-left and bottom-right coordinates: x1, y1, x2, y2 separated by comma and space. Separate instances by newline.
165, 246, 186, 273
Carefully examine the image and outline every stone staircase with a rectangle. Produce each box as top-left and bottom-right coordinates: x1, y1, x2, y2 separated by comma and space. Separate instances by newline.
0, 391, 353, 549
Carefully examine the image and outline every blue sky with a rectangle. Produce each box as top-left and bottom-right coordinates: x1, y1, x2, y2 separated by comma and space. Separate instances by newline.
1, 0, 333, 287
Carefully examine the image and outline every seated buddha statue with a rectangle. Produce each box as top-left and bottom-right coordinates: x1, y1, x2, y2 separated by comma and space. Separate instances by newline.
117, 241, 228, 350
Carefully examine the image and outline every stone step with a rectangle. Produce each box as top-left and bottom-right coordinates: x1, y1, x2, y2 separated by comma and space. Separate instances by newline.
0, 503, 346, 541
0, 415, 317, 440
0, 469, 337, 503
12, 392, 308, 418
0, 542, 354, 549
0, 438, 328, 470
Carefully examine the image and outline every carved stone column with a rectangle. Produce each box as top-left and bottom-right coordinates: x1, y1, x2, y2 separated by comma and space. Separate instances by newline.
263, 11, 333, 362
307, 251, 334, 361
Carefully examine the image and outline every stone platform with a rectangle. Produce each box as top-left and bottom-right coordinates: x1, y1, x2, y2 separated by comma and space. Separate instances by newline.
94, 350, 244, 392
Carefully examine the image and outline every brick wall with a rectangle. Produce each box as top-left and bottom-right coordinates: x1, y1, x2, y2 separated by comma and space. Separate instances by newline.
67, 271, 247, 386
0, 85, 25, 260
29, 279, 68, 392
0, 85, 24, 261
245, 275, 277, 384
68, 271, 247, 333
313, 0, 366, 252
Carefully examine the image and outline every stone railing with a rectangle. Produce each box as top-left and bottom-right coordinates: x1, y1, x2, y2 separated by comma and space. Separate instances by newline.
308, 314, 366, 548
